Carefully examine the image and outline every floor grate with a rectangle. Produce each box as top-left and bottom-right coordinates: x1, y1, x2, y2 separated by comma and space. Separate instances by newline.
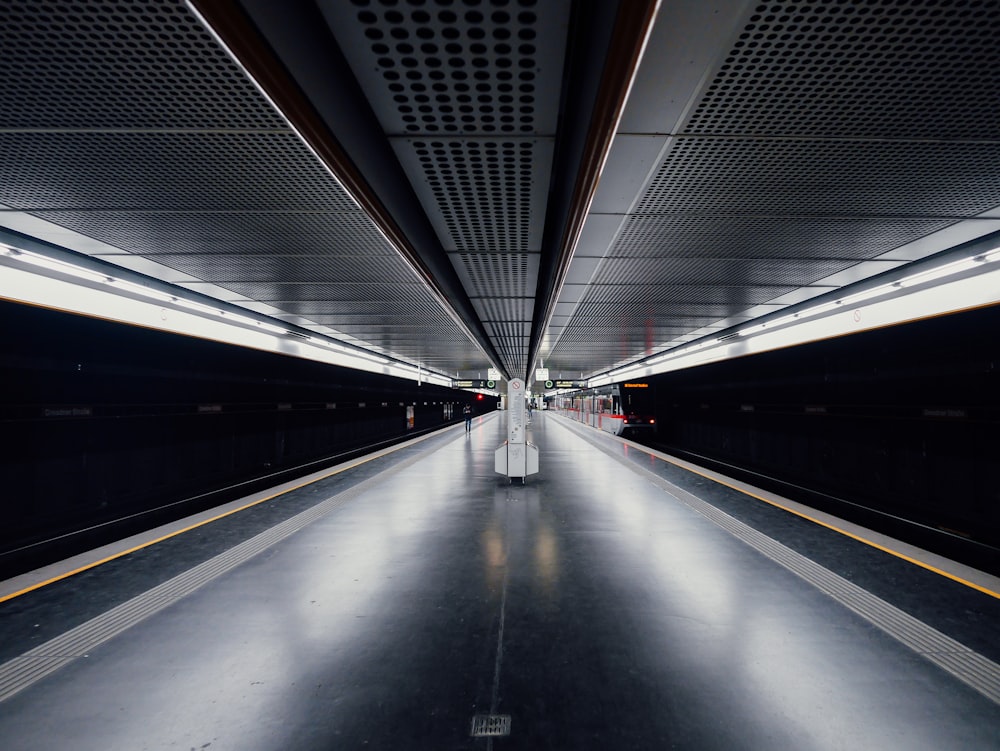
470, 714, 511, 737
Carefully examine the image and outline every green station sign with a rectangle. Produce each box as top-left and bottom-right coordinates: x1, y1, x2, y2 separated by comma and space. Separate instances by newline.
542, 379, 587, 390
451, 379, 499, 390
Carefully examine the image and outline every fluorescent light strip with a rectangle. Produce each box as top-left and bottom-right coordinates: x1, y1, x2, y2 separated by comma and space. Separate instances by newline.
2, 246, 438, 380
744, 246, 1000, 338
5, 247, 113, 284
595, 246, 1000, 383
171, 296, 224, 317
183, 1, 498, 375
895, 255, 981, 288
320, 339, 390, 364
108, 278, 177, 304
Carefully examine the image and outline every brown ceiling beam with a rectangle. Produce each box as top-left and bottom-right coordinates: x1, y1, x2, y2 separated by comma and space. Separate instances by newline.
528, 0, 660, 379
186, 0, 508, 378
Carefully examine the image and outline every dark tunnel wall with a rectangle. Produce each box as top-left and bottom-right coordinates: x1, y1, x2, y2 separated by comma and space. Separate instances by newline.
0, 300, 489, 578
648, 303, 1000, 573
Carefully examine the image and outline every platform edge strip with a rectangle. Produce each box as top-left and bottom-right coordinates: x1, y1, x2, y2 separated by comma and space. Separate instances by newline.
553, 417, 1000, 706
0, 440, 438, 703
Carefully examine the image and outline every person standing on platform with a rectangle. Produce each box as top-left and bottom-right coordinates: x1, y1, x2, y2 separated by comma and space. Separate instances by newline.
464, 404, 473, 432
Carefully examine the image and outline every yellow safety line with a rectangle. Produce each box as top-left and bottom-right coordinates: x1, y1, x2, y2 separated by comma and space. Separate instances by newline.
0, 452, 384, 604
636, 444, 1000, 601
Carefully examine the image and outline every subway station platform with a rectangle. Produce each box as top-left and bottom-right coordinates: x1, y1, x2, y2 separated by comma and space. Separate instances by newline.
1, 411, 999, 750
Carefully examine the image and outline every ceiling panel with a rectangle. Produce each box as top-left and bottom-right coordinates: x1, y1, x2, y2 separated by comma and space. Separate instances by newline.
458, 252, 537, 298
0, 1, 284, 131
316, 0, 568, 136
542, 0, 1000, 378
684, 0, 1000, 140
218, 282, 439, 304
276, 299, 446, 317
393, 138, 554, 253
24, 213, 405, 257
317, 0, 570, 376
0, 0, 493, 377
3, 0, 1000, 384
589, 258, 856, 288
565, 300, 742, 320
124, 254, 423, 285
609, 216, 958, 261
575, 284, 797, 307
475, 296, 533, 324
638, 139, 1000, 217
0, 132, 358, 211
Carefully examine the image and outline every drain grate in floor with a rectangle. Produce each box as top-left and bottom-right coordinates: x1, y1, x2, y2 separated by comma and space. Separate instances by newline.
470, 714, 512, 737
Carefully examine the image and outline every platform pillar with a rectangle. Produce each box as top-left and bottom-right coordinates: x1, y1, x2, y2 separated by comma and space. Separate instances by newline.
495, 378, 538, 482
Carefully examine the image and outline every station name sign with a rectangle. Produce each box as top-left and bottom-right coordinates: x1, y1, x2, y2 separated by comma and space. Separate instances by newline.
541, 379, 587, 389
451, 379, 499, 389
623, 382, 649, 388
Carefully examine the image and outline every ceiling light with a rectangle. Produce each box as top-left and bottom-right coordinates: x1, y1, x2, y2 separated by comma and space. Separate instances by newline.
108, 278, 177, 303
8, 248, 113, 284
172, 296, 225, 317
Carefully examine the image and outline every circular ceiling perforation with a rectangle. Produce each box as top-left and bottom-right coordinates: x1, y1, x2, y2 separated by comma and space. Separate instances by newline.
685, 0, 1000, 139
413, 138, 535, 251
459, 251, 530, 297
636, 138, 1000, 216
14, 1, 999, 381
578, 283, 793, 308
317, 0, 568, 375
0, 0, 285, 129
0, 131, 359, 212
138, 253, 423, 286
31, 211, 401, 261
343, 0, 546, 136
590, 257, 853, 288
610, 215, 955, 261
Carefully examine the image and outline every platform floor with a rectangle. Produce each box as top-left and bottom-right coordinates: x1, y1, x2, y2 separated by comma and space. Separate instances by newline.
1, 411, 999, 750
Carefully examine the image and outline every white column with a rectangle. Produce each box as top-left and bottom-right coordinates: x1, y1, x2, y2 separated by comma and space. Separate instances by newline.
495, 378, 539, 481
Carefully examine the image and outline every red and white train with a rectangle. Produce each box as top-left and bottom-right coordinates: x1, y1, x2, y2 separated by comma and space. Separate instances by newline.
548, 383, 657, 436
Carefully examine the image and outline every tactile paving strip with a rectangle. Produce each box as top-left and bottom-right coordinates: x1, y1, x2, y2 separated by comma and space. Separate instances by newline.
0, 432, 459, 703
554, 416, 1000, 706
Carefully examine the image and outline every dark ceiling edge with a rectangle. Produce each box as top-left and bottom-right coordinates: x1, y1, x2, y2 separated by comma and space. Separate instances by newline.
185, 0, 509, 379
527, 0, 660, 379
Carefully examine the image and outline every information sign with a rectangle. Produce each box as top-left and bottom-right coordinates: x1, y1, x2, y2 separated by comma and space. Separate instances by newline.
540, 379, 587, 390
451, 379, 499, 390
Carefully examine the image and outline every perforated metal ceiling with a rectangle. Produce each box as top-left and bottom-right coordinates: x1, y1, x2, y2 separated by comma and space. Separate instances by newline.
0, 0, 487, 371
3, 0, 1000, 384
688, 1, 1000, 140
318, 0, 567, 376
542, 0, 1000, 377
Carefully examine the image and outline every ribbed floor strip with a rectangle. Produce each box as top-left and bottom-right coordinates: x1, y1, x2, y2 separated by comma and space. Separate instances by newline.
0, 440, 439, 703
557, 418, 1000, 706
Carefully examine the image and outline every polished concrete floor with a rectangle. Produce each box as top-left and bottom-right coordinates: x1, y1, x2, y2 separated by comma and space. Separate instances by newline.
1, 412, 999, 750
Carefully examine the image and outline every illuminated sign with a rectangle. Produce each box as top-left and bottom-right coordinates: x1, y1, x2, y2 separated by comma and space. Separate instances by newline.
540, 379, 586, 389
623, 382, 649, 388
451, 379, 499, 390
